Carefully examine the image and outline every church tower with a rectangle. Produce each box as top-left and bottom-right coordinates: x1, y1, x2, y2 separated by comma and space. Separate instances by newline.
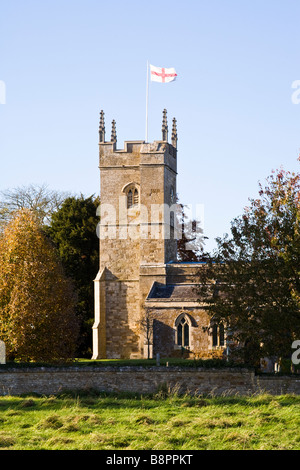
92, 110, 178, 359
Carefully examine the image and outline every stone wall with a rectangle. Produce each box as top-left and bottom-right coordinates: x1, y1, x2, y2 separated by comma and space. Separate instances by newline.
0, 366, 299, 396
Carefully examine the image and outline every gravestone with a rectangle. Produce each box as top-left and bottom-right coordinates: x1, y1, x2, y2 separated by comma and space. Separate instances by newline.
156, 353, 160, 366
0, 340, 6, 364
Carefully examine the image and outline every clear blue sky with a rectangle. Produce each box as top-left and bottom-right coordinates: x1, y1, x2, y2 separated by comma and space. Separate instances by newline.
1, 0, 300, 253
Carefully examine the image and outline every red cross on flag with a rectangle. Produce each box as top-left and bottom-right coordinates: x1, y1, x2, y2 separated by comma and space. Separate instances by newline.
150, 64, 177, 83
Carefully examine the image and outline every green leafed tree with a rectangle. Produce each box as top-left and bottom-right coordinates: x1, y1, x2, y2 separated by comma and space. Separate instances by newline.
46, 195, 100, 357
197, 166, 300, 367
0, 209, 80, 362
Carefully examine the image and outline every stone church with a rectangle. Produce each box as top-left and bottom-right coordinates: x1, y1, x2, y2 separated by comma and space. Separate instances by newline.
92, 110, 226, 360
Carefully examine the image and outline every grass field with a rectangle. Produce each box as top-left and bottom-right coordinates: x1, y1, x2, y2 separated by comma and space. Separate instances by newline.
0, 391, 299, 450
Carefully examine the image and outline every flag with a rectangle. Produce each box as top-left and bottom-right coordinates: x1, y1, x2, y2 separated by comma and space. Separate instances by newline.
150, 64, 177, 83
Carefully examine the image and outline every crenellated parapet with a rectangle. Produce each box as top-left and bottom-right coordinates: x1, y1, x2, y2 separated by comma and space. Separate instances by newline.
98, 109, 177, 160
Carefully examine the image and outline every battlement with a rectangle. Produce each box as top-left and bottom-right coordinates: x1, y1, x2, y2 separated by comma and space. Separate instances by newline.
98, 111, 178, 173
99, 140, 145, 154
100, 140, 176, 153
98, 109, 178, 156
99, 141, 177, 175
99, 139, 177, 163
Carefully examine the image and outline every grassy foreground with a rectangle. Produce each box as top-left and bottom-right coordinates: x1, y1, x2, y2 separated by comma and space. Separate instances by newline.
0, 391, 299, 450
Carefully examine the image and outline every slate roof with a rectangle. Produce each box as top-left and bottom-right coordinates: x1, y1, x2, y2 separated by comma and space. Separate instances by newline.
146, 282, 200, 302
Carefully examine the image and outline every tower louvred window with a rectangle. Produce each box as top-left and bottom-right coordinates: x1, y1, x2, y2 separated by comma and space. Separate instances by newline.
127, 187, 139, 208
127, 190, 133, 208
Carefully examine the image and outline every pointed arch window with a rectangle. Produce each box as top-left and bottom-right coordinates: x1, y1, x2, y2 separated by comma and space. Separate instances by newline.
219, 323, 225, 347
212, 324, 218, 347
123, 184, 139, 209
211, 322, 225, 348
127, 189, 133, 208
175, 314, 191, 347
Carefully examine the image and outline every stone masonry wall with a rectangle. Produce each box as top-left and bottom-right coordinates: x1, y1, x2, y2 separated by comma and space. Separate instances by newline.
151, 308, 211, 358
104, 281, 141, 359
0, 367, 300, 396
96, 140, 179, 360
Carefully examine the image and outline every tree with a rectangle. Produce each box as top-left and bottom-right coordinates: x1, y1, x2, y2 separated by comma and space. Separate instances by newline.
197, 167, 300, 367
140, 309, 155, 359
46, 195, 100, 357
176, 200, 208, 262
0, 209, 79, 362
0, 184, 70, 229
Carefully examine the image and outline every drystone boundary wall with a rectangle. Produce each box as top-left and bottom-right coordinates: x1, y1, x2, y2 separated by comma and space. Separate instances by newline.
0, 366, 299, 396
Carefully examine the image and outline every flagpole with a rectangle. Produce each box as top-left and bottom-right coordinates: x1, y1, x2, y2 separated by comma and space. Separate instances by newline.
145, 60, 149, 142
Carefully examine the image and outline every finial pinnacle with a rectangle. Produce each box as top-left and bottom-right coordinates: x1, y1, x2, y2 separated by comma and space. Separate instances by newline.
162, 109, 168, 142
111, 119, 117, 144
172, 117, 177, 149
99, 110, 105, 143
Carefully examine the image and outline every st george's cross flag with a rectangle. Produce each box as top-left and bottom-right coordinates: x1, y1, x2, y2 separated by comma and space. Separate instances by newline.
150, 64, 177, 83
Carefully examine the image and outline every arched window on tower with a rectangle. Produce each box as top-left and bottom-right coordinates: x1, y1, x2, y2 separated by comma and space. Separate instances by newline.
124, 185, 139, 209
127, 189, 133, 208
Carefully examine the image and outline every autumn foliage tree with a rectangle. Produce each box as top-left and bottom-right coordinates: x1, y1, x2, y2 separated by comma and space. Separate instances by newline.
0, 209, 80, 362
197, 167, 300, 367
